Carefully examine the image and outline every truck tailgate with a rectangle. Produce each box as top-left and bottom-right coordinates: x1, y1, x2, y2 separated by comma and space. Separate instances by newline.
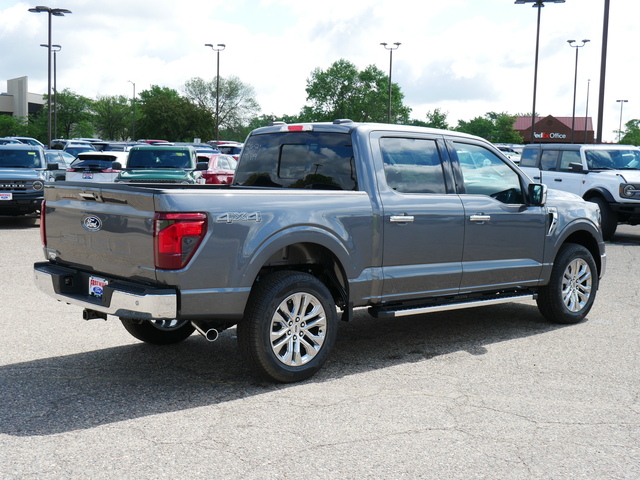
42, 183, 158, 282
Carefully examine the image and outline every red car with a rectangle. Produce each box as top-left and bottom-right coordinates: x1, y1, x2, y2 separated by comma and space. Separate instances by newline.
198, 153, 237, 184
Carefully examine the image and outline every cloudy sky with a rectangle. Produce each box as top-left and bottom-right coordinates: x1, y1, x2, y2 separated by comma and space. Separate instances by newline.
1, 0, 636, 142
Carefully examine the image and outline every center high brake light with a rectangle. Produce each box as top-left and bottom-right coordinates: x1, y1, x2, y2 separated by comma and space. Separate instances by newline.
280, 124, 313, 132
154, 212, 207, 270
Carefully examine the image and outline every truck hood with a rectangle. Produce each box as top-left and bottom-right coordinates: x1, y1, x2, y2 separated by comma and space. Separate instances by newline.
0, 168, 45, 180
607, 169, 640, 183
118, 169, 191, 181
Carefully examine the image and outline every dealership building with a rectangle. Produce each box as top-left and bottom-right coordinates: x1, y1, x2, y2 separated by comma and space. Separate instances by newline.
514, 115, 594, 144
0, 77, 45, 119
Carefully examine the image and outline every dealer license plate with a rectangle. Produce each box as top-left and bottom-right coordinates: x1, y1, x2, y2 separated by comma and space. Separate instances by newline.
89, 276, 108, 298
82, 172, 94, 179
0, 193, 12, 201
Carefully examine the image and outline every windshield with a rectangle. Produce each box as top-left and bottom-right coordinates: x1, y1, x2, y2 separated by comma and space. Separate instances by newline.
0, 149, 43, 168
586, 149, 640, 169
127, 149, 192, 169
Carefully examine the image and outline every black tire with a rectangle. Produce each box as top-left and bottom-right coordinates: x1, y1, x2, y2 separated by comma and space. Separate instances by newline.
536, 243, 598, 324
590, 196, 617, 240
237, 271, 338, 383
120, 318, 195, 345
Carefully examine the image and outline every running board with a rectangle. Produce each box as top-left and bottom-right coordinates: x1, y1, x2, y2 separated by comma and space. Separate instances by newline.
369, 293, 536, 319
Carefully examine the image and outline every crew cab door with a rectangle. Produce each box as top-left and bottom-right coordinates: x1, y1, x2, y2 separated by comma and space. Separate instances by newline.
374, 133, 465, 302
449, 140, 546, 291
538, 148, 586, 196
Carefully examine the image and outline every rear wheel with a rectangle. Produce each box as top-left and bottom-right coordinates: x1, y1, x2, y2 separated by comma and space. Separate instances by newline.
536, 244, 598, 324
590, 196, 617, 240
237, 271, 338, 383
120, 318, 195, 345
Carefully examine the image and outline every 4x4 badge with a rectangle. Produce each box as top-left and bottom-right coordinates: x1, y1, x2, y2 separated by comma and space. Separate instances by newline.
82, 215, 103, 232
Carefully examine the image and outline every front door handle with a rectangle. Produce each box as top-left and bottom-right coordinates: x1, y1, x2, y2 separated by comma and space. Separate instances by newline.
470, 214, 491, 223
390, 215, 415, 223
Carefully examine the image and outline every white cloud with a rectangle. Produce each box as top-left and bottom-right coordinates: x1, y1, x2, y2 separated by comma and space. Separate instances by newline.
1, 0, 637, 142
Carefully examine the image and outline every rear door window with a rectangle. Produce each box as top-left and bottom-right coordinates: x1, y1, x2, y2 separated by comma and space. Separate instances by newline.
380, 137, 446, 193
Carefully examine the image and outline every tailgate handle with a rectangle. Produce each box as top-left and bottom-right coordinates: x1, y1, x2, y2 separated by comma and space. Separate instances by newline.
79, 192, 102, 202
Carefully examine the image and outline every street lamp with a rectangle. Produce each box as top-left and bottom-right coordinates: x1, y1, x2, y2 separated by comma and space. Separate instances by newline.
567, 39, 589, 143
515, 0, 565, 144
616, 99, 628, 143
29, 5, 72, 148
40, 43, 61, 140
205, 43, 226, 143
584, 79, 591, 143
380, 42, 401, 123
128, 80, 136, 141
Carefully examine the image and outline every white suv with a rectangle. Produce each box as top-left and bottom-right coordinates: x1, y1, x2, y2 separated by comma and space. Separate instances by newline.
519, 143, 640, 239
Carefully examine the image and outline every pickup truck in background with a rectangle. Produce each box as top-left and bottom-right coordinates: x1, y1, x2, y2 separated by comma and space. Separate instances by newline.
519, 143, 640, 240
114, 145, 206, 184
34, 121, 606, 382
0, 144, 58, 215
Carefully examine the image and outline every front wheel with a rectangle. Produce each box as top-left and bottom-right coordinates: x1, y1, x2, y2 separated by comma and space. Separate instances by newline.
120, 318, 195, 345
536, 244, 598, 324
237, 271, 338, 383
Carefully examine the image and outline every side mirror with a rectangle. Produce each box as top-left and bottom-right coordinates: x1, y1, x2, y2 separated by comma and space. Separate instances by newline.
46, 162, 60, 170
196, 161, 208, 171
569, 162, 584, 172
112, 161, 123, 170
528, 183, 547, 206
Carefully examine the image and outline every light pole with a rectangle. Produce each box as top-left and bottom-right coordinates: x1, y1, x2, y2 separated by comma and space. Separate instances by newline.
40, 43, 61, 140
128, 80, 136, 141
29, 5, 72, 148
515, 0, 564, 144
584, 79, 591, 143
567, 39, 589, 143
616, 99, 628, 143
205, 43, 226, 143
380, 42, 401, 123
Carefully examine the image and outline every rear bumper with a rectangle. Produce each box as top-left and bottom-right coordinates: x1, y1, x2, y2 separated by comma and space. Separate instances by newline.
33, 261, 177, 319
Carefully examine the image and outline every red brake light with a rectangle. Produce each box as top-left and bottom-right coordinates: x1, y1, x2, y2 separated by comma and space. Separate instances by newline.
154, 212, 207, 270
281, 125, 313, 132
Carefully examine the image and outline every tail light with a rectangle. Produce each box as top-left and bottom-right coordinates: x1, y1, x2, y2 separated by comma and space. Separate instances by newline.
154, 212, 207, 270
40, 200, 46, 247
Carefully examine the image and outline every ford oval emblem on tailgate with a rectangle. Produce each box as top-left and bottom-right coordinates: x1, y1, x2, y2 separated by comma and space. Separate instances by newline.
82, 215, 103, 232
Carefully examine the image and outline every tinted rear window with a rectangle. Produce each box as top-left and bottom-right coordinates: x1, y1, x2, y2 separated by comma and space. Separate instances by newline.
234, 132, 356, 190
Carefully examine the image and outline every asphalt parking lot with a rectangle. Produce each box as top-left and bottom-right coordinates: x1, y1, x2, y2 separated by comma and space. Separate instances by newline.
1, 215, 638, 480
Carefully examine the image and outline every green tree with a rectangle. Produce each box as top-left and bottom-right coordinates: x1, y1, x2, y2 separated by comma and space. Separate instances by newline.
184, 76, 260, 140
136, 85, 212, 141
54, 89, 95, 139
0, 115, 30, 137
455, 112, 523, 144
303, 59, 411, 123
618, 119, 640, 145
92, 95, 132, 141
410, 108, 450, 129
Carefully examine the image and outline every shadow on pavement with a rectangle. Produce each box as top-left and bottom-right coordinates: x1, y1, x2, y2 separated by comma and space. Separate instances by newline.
0, 302, 566, 437
0, 215, 39, 230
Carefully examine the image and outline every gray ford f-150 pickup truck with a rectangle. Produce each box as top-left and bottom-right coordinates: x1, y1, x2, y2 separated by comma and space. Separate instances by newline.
34, 121, 606, 382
